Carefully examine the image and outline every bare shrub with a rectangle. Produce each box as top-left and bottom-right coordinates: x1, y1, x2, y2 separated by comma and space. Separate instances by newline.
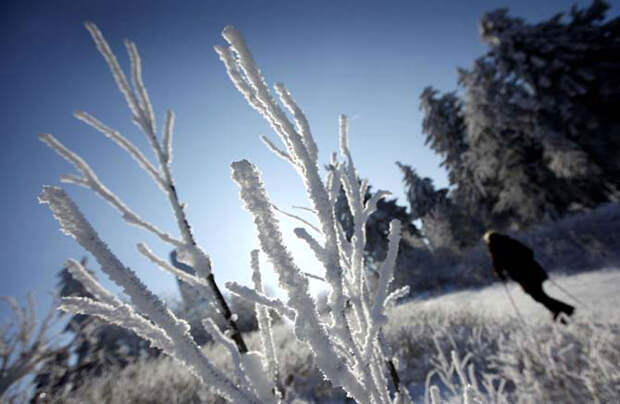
0, 294, 64, 401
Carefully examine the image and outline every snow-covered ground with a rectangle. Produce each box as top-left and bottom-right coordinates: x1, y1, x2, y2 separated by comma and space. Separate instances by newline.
51, 268, 620, 403
403, 268, 620, 323
388, 268, 620, 403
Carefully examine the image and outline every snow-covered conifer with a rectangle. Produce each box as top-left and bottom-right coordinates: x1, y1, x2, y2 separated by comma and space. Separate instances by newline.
416, 1, 620, 231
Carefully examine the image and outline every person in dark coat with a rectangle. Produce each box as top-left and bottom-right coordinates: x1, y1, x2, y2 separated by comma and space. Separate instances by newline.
483, 231, 575, 322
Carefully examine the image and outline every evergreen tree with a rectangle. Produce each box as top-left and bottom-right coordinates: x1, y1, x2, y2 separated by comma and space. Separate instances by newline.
395, 162, 449, 221
479, 0, 620, 200
396, 162, 482, 250
419, 0, 620, 230
458, 60, 574, 228
419, 87, 468, 191
419, 87, 493, 228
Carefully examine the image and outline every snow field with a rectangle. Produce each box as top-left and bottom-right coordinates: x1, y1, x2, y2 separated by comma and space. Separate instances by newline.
52, 269, 620, 403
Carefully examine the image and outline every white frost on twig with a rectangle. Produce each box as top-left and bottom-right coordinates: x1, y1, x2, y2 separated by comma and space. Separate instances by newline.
39, 134, 182, 246
260, 135, 293, 164
162, 110, 175, 165
363, 220, 401, 360
73, 111, 165, 189
225, 281, 296, 321
137, 243, 210, 288
65, 259, 119, 307
248, 250, 280, 395
231, 160, 369, 402
202, 318, 247, 386
272, 203, 321, 234
60, 296, 175, 354
294, 227, 328, 267
39, 186, 259, 403
219, 25, 408, 403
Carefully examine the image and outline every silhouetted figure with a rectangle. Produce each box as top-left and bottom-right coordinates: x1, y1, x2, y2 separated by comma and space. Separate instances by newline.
483, 231, 575, 322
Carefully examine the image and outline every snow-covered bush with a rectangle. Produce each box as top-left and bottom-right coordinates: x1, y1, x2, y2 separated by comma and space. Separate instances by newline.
39, 23, 411, 403
496, 318, 620, 403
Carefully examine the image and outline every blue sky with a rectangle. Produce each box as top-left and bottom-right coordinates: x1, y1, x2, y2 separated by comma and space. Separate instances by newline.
2, 0, 616, 317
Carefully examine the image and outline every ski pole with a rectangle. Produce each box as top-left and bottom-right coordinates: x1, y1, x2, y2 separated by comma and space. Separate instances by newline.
546, 277, 590, 309
501, 281, 527, 326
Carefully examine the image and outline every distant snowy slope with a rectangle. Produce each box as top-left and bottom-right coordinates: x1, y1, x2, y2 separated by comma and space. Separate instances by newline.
397, 268, 620, 323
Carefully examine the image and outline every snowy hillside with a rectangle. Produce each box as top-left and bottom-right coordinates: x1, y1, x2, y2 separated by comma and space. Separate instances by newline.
405, 268, 620, 323
52, 268, 620, 403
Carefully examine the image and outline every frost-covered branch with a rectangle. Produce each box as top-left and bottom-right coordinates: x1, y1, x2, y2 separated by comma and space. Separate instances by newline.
231, 160, 370, 402
364, 221, 401, 360
39, 133, 183, 246
220, 25, 408, 403
294, 227, 328, 267
225, 282, 295, 321
59, 296, 175, 354
248, 250, 281, 395
162, 110, 175, 165
42, 23, 249, 356
73, 111, 165, 189
218, 26, 360, 378
137, 243, 209, 290
41, 21, 410, 404
202, 318, 246, 385
84, 22, 141, 123
64, 258, 120, 306
39, 186, 259, 403
260, 135, 293, 163
84, 25, 246, 346
384, 286, 410, 309
216, 26, 342, 285
272, 204, 321, 234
